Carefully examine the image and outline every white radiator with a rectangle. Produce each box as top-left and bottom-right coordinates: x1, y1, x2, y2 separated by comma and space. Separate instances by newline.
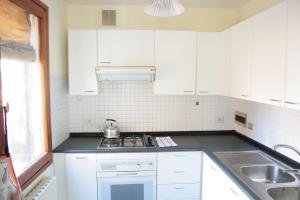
25, 177, 57, 200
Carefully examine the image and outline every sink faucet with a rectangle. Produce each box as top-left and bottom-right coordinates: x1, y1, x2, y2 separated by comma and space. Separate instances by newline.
274, 144, 300, 175
273, 144, 300, 157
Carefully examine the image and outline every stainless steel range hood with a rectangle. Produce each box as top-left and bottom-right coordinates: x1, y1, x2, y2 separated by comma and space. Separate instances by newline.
95, 66, 156, 82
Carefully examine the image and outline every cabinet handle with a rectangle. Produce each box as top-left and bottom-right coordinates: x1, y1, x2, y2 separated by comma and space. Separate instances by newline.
184, 91, 194, 93
84, 91, 95, 93
241, 94, 249, 98
116, 172, 138, 176
199, 91, 210, 94
75, 157, 87, 160
270, 99, 282, 103
210, 165, 217, 171
100, 61, 112, 64
285, 101, 299, 105
173, 170, 185, 174
173, 187, 185, 190
230, 188, 239, 196
174, 154, 186, 157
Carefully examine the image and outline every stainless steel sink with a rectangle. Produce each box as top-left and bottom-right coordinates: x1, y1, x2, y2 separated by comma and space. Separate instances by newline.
215, 151, 300, 200
268, 187, 300, 200
241, 165, 295, 184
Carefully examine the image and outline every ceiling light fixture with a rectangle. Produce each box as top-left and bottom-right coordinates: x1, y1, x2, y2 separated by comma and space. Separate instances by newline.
144, 0, 185, 17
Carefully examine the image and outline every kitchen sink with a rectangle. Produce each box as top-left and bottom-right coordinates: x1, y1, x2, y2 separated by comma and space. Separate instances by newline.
268, 187, 300, 200
241, 165, 295, 184
215, 151, 300, 200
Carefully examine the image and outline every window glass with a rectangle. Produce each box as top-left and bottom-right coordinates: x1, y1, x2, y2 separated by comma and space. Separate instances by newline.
1, 15, 45, 175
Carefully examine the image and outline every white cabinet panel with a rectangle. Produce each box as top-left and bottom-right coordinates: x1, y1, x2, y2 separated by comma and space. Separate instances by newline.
66, 154, 97, 200
68, 30, 98, 95
98, 30, 155, 66
252, 2, 287, 106
197, 31, 230, 96
230, 18, 254, 100
157, 183, 201, 200
154, 31, 197, 95
157, 152, 202, 184
202, 154, 250, 200
285, 0, 300, 109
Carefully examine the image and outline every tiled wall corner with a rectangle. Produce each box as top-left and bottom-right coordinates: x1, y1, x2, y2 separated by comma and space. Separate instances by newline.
69, 81, 233, 133
232, 98, 300, 163
50, 75, 69, 148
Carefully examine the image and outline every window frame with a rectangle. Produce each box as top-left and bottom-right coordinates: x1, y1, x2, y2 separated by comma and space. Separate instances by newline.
0, 0, 52, 189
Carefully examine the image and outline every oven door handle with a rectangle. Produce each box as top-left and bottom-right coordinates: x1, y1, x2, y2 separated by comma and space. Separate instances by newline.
116, 172, 139, 176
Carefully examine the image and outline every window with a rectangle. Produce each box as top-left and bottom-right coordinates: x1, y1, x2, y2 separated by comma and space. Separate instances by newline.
0, 0, 51, 189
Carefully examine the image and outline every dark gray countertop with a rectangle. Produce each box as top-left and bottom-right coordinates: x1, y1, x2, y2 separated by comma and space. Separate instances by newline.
53, 131, 257, 153
53, 131, 300, 200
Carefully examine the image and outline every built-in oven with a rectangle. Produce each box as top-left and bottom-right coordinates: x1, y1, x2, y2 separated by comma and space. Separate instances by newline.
96, 153, 157, 200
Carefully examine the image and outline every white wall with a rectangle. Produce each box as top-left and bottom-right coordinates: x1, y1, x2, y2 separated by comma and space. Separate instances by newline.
232, 98, 300, 163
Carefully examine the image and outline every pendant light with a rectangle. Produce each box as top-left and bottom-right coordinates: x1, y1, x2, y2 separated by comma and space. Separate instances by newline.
144, 0, 185, 17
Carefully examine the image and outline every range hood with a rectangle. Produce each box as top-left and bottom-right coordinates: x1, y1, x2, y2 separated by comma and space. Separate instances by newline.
95, 66, 156, 82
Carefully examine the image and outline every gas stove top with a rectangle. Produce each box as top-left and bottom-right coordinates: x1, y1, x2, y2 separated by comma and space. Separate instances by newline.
97, 134, 155, 149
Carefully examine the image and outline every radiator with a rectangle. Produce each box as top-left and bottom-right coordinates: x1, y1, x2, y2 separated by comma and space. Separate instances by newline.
25, 177, 57, 200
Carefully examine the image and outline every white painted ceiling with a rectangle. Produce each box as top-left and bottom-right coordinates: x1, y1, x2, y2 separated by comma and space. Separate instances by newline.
65, 0, 251, 9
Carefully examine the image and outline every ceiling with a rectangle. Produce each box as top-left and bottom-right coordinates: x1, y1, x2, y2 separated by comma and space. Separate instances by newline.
65, 0, 252, 9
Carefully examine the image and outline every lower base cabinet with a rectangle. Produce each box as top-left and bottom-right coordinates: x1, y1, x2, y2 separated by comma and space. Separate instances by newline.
157, 152, 202, 200
66, 154, 97, 200
202, 153, 250, 200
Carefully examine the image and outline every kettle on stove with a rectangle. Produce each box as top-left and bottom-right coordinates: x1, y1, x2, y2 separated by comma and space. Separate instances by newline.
103, 119, 120, 138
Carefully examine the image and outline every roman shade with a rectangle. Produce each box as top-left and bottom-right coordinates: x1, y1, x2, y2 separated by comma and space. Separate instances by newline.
0, 0, 36, 61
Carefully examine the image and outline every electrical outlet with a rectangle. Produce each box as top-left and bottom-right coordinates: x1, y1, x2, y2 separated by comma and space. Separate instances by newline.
247, 122, 254, 130
215, 116, 224, 124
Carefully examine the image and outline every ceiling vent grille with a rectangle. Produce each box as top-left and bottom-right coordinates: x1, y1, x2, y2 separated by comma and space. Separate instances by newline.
102, 10, 116, 26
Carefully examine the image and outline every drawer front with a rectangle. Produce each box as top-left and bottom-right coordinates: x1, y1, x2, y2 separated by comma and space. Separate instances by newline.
157, 152, 202, 184
157, 183, 201, 200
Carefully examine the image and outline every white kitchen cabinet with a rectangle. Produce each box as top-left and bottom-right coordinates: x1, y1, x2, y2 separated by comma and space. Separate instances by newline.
154, 31, 197, 95
197, 31, 230, 96
68, 30, 98, 95
157, 152, 202, 200
230, 18, 254, 100
285, 0, 300, 109
98, 30, 155, 66
202, 154, 250, 200
66, 154, 97, 200
252, 2, 287, 106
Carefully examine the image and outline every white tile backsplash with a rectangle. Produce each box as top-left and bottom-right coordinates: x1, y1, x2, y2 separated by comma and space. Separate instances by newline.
69, 81, 233, 132
50, 75, 69, 148
232, 98, 300, 163
67, 80, 300, 163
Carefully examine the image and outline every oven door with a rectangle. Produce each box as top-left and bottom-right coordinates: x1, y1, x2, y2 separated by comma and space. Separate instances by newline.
97, 171, 156, 200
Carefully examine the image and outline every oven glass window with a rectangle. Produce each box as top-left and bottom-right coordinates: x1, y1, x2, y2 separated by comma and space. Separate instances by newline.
111, 184, 144, 200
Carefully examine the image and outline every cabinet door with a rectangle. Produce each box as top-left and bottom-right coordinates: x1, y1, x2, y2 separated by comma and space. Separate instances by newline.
197, 31, 230, 96
98, 30, 155, 66
285, 0, 300, 109
230, 18, 254, 100
68, 30, 98, 95
202, 154, 250, 200
154, 31, 197, 95
252, 2, 287, 106
66, 154, 97, 200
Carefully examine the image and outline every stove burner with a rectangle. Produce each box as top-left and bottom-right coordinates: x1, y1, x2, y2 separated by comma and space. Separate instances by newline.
97, 134, 150, 148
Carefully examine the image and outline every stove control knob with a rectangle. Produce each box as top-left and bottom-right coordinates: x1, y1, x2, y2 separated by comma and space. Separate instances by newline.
137, 163, 141, 169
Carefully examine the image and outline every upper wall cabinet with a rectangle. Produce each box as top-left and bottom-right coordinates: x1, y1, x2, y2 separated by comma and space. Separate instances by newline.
98, 30, 155, 67
230, 18, 254, 100
285, 0, 300, 109
69, 30, 98, 95
154, 31, 197, 95
197, 31, 230, 96
252, 2, 287, 106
